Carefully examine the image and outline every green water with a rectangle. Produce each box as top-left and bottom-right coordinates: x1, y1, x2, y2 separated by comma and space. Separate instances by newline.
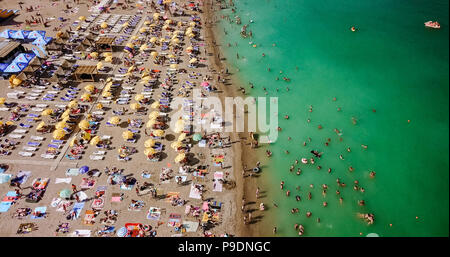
215, 0, 449, 236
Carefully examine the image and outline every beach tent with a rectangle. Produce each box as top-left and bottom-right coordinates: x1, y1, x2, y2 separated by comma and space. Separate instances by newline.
32, 36, 52, 46
2, 62, 26, 73
27, 30, 46, 40
31, 45, 46, 58
13, 53, 36, 64
12, 30, 31, 40
0, 29, 17, 39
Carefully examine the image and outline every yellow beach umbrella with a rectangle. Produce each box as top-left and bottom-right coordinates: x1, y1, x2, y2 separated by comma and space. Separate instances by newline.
144, 20, 151, 25
109, 116, 120, 125
149, 111, 159, 119
162, 25, 169, 31
0, 98, 6, 105
127, 66, 135, 73
55, 122, 67, 130
151, 101, 160, 109
80, 93, 91, 101
90, 52, 98, 58
53, 129, 66, 140
105, 56, 113, 62
139, 27, 148, 33
102, 91, 112, 97
186, 46, 193, 52
96, 62, 103, 70
130, 103, 141, 110
175, 153, 186, 163
144, 139, 156, 148
68, 100, 78, 109
122, 131, 134, 140
189, 22, 196, 27
83, 132, 91, 141
189, 58, 198, 64
153, 129, 165, 137
144, 148, 156, 156
135, 94, 145, 101
168, 54, 176, 59
62, 116, 70, 123
84, 84, 95, 92
150, 37, 158, 43
79, 16, 86, 21
125, 72, 133, 77
177, 133, 187, 142
159, 38, 166, 43
122, 22, 129, 27
102, 52, 112, 57
165, 19, 172, 25
96, 103, 104, 109
170, 64, 178, 69
69, 138, 77, 147
100, 22, 108, 29
151, 51, 158, 58
36, 121, 46, 131
78, 120, 90, 130
90, 136, 101, 146
146, 118, 157, 128
126, 43, 134, 48
174, 119, 185, 133
153, 13, 160, 20
139, 44, 149, 51
131, 35, 139, 41
177, 21, 183, 27
5, 121, 14, 126
41, 108, 53, 116
61, 109, 71, 118
188, 33, 195, 38
171, 141, 183, 150
171, 38, 180, 45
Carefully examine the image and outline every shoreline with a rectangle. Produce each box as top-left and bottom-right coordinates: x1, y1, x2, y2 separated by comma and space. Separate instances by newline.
204, 0, 267, 237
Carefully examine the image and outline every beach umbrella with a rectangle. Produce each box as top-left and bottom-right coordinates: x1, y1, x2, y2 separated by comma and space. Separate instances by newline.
122, 22, 129, 28
62, 109, 71, 118
62, 116, 70, 123
127, 66, 135, 73
151, 101, 160, 109
102, 52, 112, 57
0, 98, 5, 105
177, 21, 183, 27
165, 19, 172, 25
144, 148, 156, 156
146, 118, 157, 128
90, 136, 101, 146
90, 52, 98, 58
109, 116, 121, 125
104, 56, 113, 62
100, 22, 108, 29
193, 133, 202, 141
36, 121, 46, 131
130, 103, 141, 110
122, 131, 134, 140
171, 141, 183, 150
11, 77, 22, 87
162, 25, 169, 31
139, 27, 148, 33
59, 189, 72, 199
117, 227, 127, 237
131, 35, 139, 41
41, 108, 53, 116
153, 129, 165, 137
79, 16, 86, 21
150, 37, 158, 44
189, 22, 196, 27
83, 132, 91, 141
153, 13, 160, 20
96, 103, 104, 109
189, 58, 198, 64
53, 129, 66, 140
80, 93, 91, 101
79, 166, 89, 174
174, 153, 186, 163
78, 120, 90, 130
186, 46, 193, 52
144, 21, 151, 25
55, 122, 67, 130
102, 91, 112, 97
168, 54, 176, 59
170, 64, 178, 69
68, 100, 78, 109
5, 121, 14, 126
84, 84, 95, 92
177, 133, 187, 142
188, 33, 195, 38
96, 62, 103, 70
149, 111, 160, 119
69, 138, 77, 147
174, 119, 184, 133
201, 81, 210, 88
144, 139, 156, 148
171, 38, 180, 45
135, 94, 145, 102
126, 43, 134, 48
139, 44, 149, 51
185, 28, 193, 34
151, 51, 158, 58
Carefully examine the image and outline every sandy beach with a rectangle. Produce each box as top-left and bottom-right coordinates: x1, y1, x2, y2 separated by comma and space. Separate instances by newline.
0, 0, 267, 237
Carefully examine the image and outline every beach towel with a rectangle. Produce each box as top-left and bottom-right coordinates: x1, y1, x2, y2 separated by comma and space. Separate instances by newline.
70, 202, 85, 219
83, 210, 95, 225
213, 172, 224, 192
56, 200, 72, 212
111, 193, 122, 203
0, 174, 12, 184
147, 207, 161, 220
128, 200, 145, 211
30, 206, 47, 219
120, 183, 133, 190
66, 168, 79, 176
70, 229, 91, 237
17, 223, 38, 234
182, 221, 199, 233
15, 171, 32, 185
166, 192, 180, 202
168, 213, 181, 227
32, 178, 49, 189
174, 176, 187, 183
189, 184, 202, 199
91, 197, 105, 210
50, 197, 61, 207
76, 191, 88, 202
0, 202, 12, 213
80, 178, 96, 189
55, 177, 72, 184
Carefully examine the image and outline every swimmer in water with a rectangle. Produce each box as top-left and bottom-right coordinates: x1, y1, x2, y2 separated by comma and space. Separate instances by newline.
369, 171, 376, 178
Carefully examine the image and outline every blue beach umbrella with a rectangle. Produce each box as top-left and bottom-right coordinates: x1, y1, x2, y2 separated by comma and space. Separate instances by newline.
79, 166, 89, 174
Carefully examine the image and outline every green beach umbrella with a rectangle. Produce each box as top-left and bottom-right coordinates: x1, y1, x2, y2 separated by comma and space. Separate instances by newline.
59, 189, 72, 199
193, 134, 202, 141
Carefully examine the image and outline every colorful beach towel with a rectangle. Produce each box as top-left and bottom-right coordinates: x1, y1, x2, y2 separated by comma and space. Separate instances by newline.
55, 177, 72, 184
30, 206, 47, 219
189, 184, 202, 199
147, 207, 161, 220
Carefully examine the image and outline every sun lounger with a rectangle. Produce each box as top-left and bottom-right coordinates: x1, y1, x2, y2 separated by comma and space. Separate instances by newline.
19, 123, 32, 128
93, 151, 106, 155
18, 152, 33, 157
90, 155, 104, 161
27, 142, 41, 147
48, 144, 62, 149
31, 108, 44, 112
23, 147, 38, 152
8, 134, 23, 139
30, 136, 44, 141
41, 154, 56, 159
66, 168, 80, 177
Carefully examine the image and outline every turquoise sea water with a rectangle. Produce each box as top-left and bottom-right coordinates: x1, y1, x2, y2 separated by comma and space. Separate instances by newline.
216, 0, 449, 236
